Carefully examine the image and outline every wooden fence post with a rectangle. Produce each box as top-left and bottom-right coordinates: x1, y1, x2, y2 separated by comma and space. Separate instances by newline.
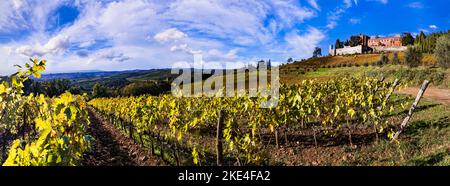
151, 138, 155, 155
216, 110, 224, 166
160, 133, 165, 161
173, 142, 180, 166
392, 80, 430, 140
275, 129, 279, 149
129, 124, 133, 140
1, 134, 5, 162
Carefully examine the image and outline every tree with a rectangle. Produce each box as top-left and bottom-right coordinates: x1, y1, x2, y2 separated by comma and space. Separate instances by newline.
23, 78, 73, 97
69, 86, 83, 95
287, 58, 294, 63
313, 47, 322, 58
121, 82, 170, 97
434, 34, 450, 68
405, 46, 422, 68
349, 35, 362, 47
92, 83, 108, 98
401, 32, 415, 46
344, 39, 350, 46
391, 52, 400, 65
335, 39, 342, 49
415, 31, 426, 45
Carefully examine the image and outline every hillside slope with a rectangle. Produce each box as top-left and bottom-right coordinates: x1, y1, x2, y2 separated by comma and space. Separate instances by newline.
281, 52, 435, 70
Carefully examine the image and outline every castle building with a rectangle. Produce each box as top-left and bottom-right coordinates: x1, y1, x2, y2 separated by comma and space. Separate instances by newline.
329, 34, 406, 56
329, 34, 371, 56
368, 36, 402, 47
359, 34, 370, 47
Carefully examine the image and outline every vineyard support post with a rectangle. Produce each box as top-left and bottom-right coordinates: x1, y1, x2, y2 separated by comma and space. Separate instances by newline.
216, 110, 224, 166
275, 129, 279, 149
129, 124, 132, 138
160, 133, 165, 161
139, 134, 144, 147
150, 137, 155, 155
313, 127, 318, 148
173, 142, 180, 166
1, 133, 5, 162
392, 80, 430, 141
284, 126, 289, 146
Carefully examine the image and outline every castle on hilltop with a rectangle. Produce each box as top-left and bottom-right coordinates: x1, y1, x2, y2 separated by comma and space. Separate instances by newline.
329, 34, 407, 56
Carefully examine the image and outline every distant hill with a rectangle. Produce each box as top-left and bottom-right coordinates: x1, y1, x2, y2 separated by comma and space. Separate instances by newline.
72, 69, 176, 90
37, 71, 124, 81
24, 69, 177, 90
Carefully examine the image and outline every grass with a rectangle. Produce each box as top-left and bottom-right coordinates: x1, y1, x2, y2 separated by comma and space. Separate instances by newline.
340, 97, 450, 166
282, 52, 435, 69
281, 64, 450, 88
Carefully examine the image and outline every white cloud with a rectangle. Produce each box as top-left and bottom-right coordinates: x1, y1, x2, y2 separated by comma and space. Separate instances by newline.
170, 44, 202, 55
11, 0, 24, 9
368, 0, 388, 4
15, 34, 70, 57
326, 0, 364, 30
154, 28, 187, 42
408, 2, 423, 9
92, 50, 131, 63
164, 0, 315, 46
43, 35, 70, 54
15, 45, 45, 57
429, 25, 438, 29
0, 0, 320, 75
207, 48, 239, 60
285, 27, 325, 59
307, 0, 320, 10
326, 7, 345, 29
78, 40, 95, 48
344, 0, 353, 8
349, 18, 361, 25
0, 0, 66, 33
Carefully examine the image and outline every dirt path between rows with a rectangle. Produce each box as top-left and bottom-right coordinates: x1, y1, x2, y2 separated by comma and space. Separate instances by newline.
82, 108, 165, 166
399, 87, 450, 105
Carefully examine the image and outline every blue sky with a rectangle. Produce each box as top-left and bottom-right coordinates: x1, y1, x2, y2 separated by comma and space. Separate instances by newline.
0, 0, 448, 75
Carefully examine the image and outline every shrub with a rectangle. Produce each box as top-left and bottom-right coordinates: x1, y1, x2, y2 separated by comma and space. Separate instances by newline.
434, 34, 450, 69
379, 52, 389, 65
363, 62, 369, 67
374, 61, 381, 66
391, 52, 400, 65
405, 46, 422, 68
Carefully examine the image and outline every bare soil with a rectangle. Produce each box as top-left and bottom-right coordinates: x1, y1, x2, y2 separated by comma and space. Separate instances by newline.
82, 108, 165, 166
399, 87, 450, 105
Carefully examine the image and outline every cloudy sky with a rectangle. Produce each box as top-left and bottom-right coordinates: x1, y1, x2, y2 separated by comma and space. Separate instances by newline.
0, 0, 448, 75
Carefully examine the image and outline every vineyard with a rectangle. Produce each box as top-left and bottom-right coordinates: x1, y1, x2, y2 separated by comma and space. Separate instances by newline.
88, 77, 415, 165
0, 58, 447, 166
0, 59, 91, 165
